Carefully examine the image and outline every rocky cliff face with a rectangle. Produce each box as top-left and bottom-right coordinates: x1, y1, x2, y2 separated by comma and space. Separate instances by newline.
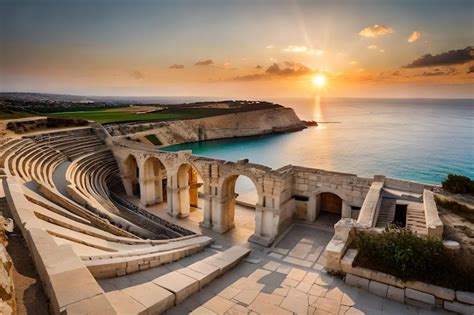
114, 107, 306, 146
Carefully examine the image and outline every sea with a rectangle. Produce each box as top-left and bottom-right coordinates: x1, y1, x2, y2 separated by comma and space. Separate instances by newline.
162, 97, 473, 193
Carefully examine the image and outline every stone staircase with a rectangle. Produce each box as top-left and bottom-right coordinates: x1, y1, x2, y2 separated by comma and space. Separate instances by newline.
406, 203, 427, 235
375, 198, 396, 228
98, 246, 250, 314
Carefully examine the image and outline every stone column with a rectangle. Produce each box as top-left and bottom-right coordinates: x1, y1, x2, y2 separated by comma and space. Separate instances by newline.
178, 185, 190, 218
307, 195, 317, 222
342, 201, 352, 218
211, 194, 236, 233
140, 178, 156, 206
199, 193, 212, 229
121, 175, 134, 196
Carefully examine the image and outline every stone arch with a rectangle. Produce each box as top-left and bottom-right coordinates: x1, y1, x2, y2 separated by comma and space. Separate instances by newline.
141, 156, 167, 206
210, 171, 263, 235
121, 154, 140, 198
308, 188, 351, 221
168, 162, 205, 218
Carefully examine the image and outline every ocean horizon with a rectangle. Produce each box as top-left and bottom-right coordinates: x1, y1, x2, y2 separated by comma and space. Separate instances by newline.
163, 97, 473, 191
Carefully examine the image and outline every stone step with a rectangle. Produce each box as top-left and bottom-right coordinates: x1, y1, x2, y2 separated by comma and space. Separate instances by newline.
99, 246, 250, 314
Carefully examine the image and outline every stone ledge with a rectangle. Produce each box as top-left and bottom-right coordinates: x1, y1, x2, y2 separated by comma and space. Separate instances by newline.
456, 291, 474, 305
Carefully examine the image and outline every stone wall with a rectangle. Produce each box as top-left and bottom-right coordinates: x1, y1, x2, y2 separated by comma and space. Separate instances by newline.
342, 249, 474, 314
291, 166, 372, 221
0, 214, 15, 315
107, 107, 306, 146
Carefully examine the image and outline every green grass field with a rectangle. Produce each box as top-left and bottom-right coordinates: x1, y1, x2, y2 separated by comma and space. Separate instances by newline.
48, 109, 188, 123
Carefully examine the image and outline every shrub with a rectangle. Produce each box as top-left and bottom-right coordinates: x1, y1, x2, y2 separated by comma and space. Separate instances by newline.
355, 227, 446, 281
442, 174, 474, 194
145, 134, 162, 145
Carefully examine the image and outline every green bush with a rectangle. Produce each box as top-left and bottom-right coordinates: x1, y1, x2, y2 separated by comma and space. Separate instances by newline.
145, 134, 162, 145
355, 227, 446, 281
442, 174, 474, 194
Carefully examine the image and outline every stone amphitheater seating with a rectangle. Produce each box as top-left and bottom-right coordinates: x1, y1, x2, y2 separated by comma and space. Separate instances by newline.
1, 128, 250, 314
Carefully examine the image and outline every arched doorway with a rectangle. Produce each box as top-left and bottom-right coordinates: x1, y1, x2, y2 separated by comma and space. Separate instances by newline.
142, 157, 167, 206
170, 163, 203, 217
123, 155, 140, 198
319, 192, 342, 215
308, 189, 351, 222
215, 174, 261, 237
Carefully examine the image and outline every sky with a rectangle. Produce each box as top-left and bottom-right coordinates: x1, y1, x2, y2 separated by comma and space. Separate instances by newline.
1, 0, 473, 98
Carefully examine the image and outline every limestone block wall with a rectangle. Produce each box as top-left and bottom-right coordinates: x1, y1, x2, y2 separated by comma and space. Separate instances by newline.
291, 166, 373, 220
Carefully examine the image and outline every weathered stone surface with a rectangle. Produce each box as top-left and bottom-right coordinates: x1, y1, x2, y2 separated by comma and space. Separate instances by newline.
405, 288, 435, 305
122, 282, 174, 314
153, 271, 199, 304
368, 280, 388, 298
444, 301, 474, 315
345, 274, 369, 291
456, 291, 474, 305
387, 285, 405, 303
406, 281, 455, 301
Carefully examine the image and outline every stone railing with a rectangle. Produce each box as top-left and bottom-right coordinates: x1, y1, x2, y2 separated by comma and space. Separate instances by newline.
341, 249, 474, 314
423, 190, 443, 238
356, 177, 385, 227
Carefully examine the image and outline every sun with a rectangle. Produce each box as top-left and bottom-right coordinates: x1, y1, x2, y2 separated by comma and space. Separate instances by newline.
312, 74, 326, 88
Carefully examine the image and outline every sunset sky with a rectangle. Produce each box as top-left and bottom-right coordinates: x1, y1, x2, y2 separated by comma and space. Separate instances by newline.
1, 0, 473, 98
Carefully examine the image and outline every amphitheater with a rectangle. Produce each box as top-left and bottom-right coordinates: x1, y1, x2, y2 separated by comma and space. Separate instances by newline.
0, 112, 471, 314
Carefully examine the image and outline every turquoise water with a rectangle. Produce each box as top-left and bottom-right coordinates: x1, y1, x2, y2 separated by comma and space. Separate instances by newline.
163, 97, 473, 186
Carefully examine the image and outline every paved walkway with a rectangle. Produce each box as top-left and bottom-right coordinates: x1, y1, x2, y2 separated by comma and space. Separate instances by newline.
126, 197, 449, 314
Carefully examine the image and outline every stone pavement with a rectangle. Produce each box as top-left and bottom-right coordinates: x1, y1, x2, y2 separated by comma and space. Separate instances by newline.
162, 224, 450, 315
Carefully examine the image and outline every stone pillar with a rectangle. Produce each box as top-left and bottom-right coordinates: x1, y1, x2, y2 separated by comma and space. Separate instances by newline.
248, 206, 276, 246
200, 193, 212, 228
121, 175, 134, 196
178, 185, 190, 218
140, 178, 156, 206
307, 195, 316, 222
342, 201, 351, 218
211, 194, 236, 233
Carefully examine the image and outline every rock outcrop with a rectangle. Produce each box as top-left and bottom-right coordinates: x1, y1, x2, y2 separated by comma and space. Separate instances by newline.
108, 107, 306, 146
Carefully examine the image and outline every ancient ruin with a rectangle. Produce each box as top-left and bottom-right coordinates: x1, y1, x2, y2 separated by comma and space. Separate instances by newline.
0, 112, 471, 314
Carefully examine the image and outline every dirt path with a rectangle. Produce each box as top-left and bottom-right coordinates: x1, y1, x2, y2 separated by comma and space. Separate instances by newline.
7, 228, 50, 315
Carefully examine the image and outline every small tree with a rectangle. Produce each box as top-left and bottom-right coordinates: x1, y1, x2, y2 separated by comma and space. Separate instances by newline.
442, 174, 474, 194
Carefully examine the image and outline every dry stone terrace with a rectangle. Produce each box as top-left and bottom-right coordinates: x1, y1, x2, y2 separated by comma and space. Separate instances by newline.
0, 122, 460, 314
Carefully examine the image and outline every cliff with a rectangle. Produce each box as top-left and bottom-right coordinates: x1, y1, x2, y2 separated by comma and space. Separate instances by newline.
110, 107, 306, 146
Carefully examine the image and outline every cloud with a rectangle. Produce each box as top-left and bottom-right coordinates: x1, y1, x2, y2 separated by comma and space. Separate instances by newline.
130, 70, 144, 80
404, 46, 473, 68
359, 24, 394, 38
266, 45, 275, 49
415, 68, 456, 76
194, 59, 214, 66
266, 61, 312, 76
408, 31, 421, 43
282, 45, 323, 56
169, 64, 184, 69
232, 61, 313, 81
256, 65, 263, 69
349, 61, 358, 65
468, 65, 474, 74
367, 45, 378, 49
379, 49, 385, 53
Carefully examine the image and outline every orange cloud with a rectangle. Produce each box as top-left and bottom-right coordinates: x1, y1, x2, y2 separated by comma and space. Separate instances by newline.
359, 24, 394, 37
408, 31, 421, 43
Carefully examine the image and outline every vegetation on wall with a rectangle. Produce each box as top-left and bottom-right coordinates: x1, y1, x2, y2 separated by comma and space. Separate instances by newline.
145, 134, 162, 145
354, 226, 474, 290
